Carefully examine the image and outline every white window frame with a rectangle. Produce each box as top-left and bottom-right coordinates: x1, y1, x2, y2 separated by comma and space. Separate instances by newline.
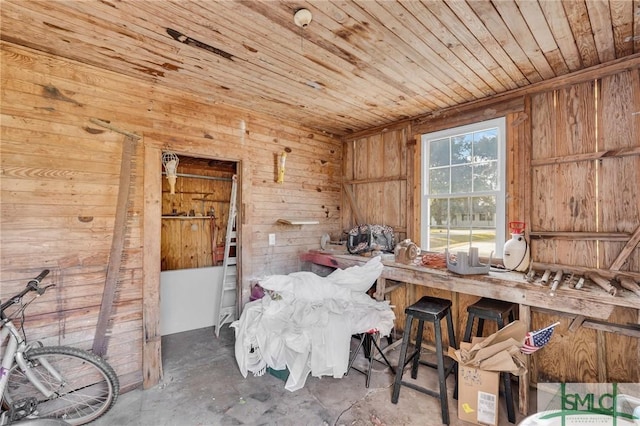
420, 117, 506, 257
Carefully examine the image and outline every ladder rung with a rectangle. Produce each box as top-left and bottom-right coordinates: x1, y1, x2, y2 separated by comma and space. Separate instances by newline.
215, 175, 238, 337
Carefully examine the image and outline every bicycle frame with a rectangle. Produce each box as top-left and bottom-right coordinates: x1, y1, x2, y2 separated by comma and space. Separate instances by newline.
0, 317, 57, 419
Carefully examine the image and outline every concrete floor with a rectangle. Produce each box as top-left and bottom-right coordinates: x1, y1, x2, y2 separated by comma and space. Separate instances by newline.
93, 326, 528, 426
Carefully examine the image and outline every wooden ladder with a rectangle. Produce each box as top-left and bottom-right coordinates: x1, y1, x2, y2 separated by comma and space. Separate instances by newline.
215, 175, 238, 337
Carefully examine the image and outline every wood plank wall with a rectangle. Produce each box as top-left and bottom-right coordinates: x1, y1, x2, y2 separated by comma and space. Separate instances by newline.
528, 69, 640, 383
341, 124, 411, 241
0, 42, 342, 391
343, 68, 639, 384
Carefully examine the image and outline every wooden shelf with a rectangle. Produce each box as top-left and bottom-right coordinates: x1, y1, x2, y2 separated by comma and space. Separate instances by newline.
162, 216, 216, 219
277, 219, 320, 225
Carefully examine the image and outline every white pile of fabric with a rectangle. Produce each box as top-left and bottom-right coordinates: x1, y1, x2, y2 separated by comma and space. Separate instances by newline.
231, 256, 395, 391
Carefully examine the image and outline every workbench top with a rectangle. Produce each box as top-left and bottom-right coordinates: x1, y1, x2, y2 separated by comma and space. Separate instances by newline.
302, 251, 640, 319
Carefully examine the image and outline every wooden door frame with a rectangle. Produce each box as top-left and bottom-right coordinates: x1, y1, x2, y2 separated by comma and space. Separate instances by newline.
142, 145, 162, 388
141, 144, 243, 388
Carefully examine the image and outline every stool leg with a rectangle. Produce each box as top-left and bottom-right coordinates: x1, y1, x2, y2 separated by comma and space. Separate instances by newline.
476, 318, 485, 337
446, 309, 458, 386
446, 310, 457, 351
463, 312, 475, 343
503, 372, 515, 423
346, 334, 366, 376
371, 337, 396, 375
392, 314, 413, 404
446, 309, 459, 400
411, 319, 425, 379
434, 318, 450, 425
365, 334, 375, 388
363, 333, 373, 361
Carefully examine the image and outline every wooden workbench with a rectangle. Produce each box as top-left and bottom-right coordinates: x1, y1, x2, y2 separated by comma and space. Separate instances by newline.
302, 250, 640, 415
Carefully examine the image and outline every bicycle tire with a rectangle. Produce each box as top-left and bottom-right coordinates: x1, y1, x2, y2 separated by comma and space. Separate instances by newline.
3, 346, 119, 425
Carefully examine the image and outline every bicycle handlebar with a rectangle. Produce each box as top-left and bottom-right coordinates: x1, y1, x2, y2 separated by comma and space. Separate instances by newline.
1, 269, 53, 314
27, 269, 50, 294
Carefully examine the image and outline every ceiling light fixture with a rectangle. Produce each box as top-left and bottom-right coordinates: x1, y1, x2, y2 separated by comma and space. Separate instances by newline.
294, 8, 312, 28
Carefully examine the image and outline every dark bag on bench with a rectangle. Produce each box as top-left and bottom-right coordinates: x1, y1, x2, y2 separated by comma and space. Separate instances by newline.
346, 224, 395, 254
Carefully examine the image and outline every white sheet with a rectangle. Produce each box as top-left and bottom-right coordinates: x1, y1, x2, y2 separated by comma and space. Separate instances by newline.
231, 256, 395, 391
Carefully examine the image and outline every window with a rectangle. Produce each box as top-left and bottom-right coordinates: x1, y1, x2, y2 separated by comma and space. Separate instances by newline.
421, 117, 506, 258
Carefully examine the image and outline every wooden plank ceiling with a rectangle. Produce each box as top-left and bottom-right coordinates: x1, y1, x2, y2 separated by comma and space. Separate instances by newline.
1, 0, 639, 136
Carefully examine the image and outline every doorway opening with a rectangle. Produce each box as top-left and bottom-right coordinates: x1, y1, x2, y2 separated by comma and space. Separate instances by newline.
159, 154, 238, 337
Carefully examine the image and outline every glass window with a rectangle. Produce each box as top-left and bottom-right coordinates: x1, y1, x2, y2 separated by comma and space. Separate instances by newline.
421, 118, 506, 258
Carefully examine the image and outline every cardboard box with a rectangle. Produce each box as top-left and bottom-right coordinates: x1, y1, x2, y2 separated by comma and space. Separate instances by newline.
458, 363, 500, 425
449, 322, 528, 425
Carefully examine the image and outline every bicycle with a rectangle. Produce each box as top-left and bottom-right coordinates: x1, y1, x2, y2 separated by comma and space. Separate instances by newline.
1, 270, 119, 425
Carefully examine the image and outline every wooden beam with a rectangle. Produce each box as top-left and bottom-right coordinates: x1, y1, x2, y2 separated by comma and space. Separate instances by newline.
342, 182, 365, 225
609, 224, 640, 270
529, 231, 631, 241
531, 145, 640, 167
569, 315, 586, 332
142, 145, 163, 389
583, 319, 640, 339
343, 175, 407, 185
519, 304, 531, 416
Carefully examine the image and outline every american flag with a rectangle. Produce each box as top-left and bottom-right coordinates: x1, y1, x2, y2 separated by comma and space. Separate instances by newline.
520, 322, 560, 355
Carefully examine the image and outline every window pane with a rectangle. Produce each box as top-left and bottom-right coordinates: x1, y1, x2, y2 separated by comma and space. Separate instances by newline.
473, 161, 498, 191
471, 196, 496, 226
471, 228, 496, 258
429, 168, 449, 194
473, 129, 498, 162
451, 164, 472, 193
470, 196, 496, 257
451, 134, 472, 165
429, 138, 450, 167
449, 197, 471, 253
428, 198, 448, 251
449, 197, 469, 228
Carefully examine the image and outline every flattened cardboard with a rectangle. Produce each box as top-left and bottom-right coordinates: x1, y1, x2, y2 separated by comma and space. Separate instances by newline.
448, 320, 527, 376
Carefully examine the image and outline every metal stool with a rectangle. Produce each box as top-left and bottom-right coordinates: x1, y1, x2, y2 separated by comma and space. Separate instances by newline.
391, 296, 457, 425
346, 329, 395, 388
463, 298, 517, 424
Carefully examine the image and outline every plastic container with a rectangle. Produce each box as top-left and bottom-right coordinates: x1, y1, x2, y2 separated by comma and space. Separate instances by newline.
503, 222, 530, 272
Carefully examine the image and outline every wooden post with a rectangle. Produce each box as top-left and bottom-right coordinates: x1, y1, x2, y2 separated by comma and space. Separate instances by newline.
519, 304, 531, 415
142, 145, 163, 388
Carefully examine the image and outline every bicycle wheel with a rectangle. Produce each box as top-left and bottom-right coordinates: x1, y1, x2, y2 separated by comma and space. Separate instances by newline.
3, 346, 119, 425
